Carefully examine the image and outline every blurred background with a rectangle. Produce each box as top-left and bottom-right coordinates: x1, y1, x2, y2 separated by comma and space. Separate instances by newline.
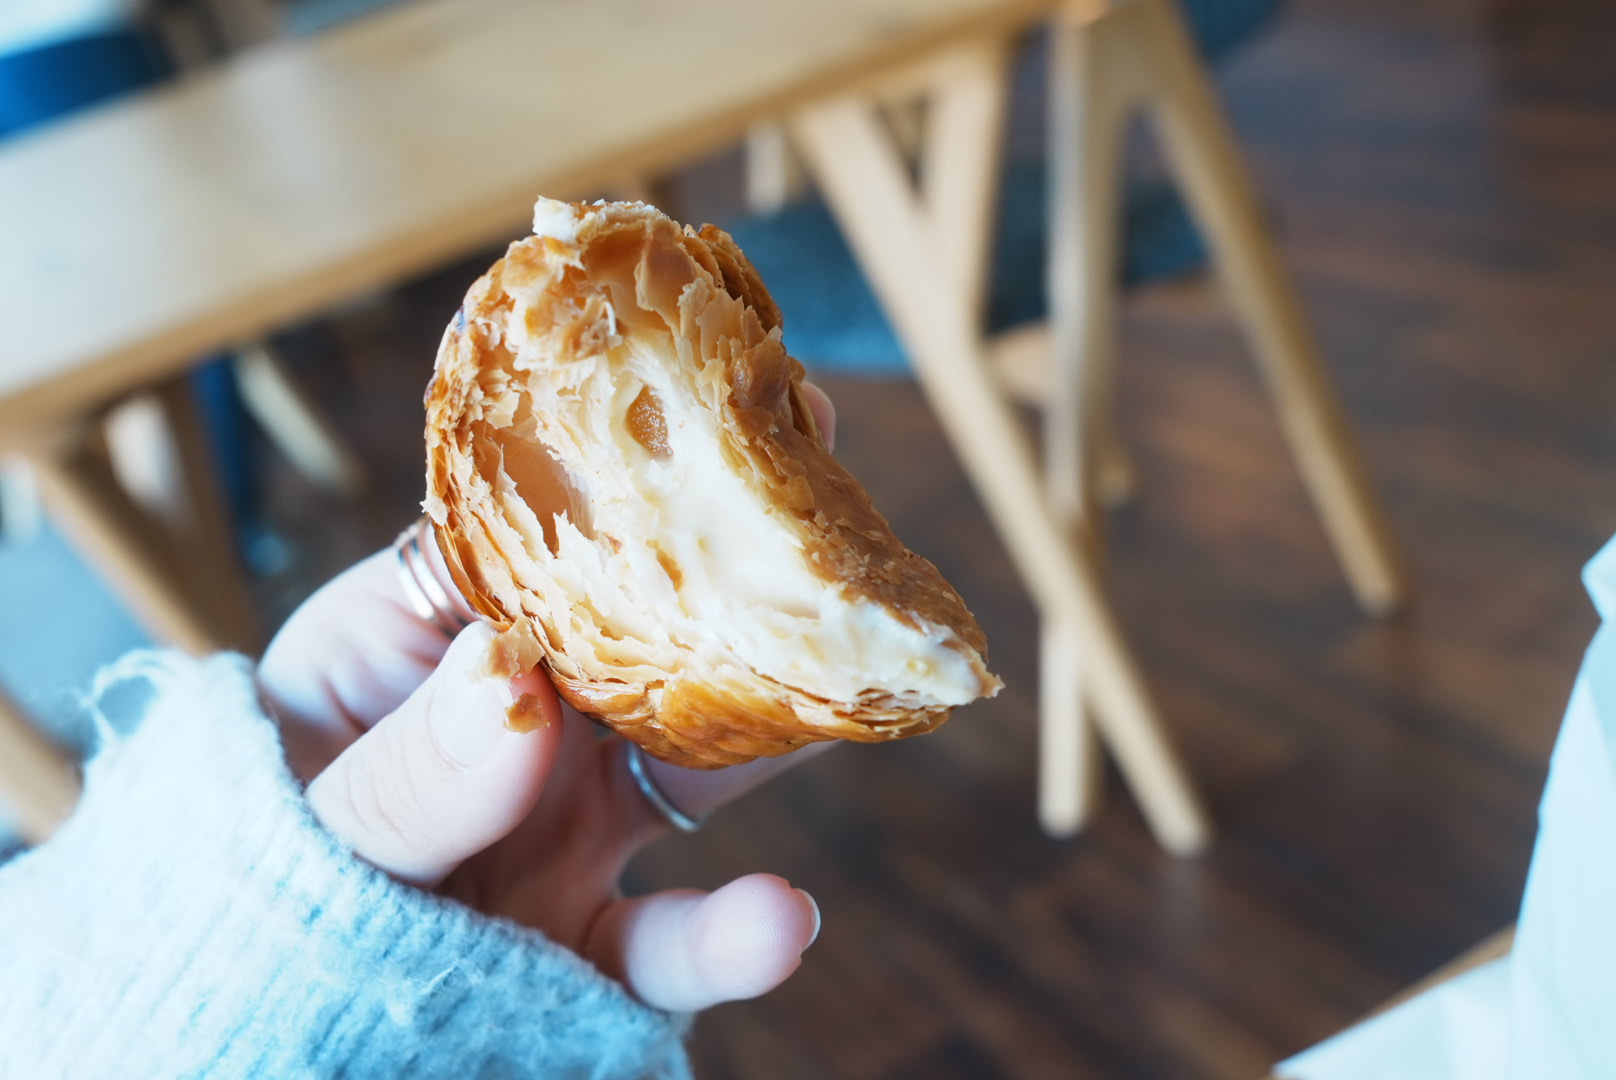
3, 0, 1615, 1076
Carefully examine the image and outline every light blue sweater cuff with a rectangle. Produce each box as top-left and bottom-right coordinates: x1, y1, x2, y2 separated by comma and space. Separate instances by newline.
0, 651, 692, 1079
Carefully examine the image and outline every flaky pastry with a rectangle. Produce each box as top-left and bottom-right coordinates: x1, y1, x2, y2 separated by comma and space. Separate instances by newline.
424, 198, 999, 768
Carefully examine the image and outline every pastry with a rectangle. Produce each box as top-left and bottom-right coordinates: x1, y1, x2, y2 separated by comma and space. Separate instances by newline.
424, 198, 999, 768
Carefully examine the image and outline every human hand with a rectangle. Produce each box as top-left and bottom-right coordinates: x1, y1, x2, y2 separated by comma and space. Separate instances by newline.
257, 384, 838, 1014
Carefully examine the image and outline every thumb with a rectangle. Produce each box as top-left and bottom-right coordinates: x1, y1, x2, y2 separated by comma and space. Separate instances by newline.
585, 874, 821, 1012
305, 622, 563, 886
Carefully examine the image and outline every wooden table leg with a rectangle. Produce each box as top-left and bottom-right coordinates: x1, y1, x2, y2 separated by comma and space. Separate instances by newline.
746, 123, 807, 214
791, 44, 1209, 855
1039, 615, 1103, 835
1046, 2, 1137, 540
147, 377, 261, 651
1123, 0, 1406, 614
0, 691, 79, 845
25, 416, 253, 656
232, 341, 367, 496
1042, 2, 1143, 830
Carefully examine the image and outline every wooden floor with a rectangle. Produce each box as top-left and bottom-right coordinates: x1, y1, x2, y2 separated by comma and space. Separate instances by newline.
252, 0, 1616, 1075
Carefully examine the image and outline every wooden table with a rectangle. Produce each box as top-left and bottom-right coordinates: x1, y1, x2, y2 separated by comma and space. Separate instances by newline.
0, 0, 1051, 437
0, 0, 1400, 851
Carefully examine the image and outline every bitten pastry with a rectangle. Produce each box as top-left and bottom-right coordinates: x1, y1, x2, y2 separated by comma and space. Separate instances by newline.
424, 198, 999, 768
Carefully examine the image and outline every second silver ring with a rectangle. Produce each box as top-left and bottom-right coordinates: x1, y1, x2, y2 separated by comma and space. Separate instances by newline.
623, 741, 706, 833
393, 516, 472, 639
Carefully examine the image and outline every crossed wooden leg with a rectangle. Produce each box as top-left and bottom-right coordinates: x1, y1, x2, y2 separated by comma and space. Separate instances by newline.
3, 375, 266, 840
23, 377, 259, 657
1034, 0, 1406, 825
233, 342, 367, 497
786, 0, 1402, 852
1, 344, 370, 842
789, 41, 1210, 854
1049, 0, 1405, 615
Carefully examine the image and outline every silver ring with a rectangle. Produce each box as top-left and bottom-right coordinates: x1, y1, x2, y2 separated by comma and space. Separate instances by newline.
623, 741, 705, 833
393, 517, 472, 638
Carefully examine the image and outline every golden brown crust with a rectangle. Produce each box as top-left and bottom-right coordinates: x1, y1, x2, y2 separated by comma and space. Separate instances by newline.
425, 199, 997, 768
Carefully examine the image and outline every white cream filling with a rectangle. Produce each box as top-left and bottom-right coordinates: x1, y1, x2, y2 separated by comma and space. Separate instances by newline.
635, 363, 980, 706
516, 334, 982, 711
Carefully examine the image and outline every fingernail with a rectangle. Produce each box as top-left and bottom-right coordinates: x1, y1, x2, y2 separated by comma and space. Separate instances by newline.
796, 888, 821, 948
429, 623, 519, 768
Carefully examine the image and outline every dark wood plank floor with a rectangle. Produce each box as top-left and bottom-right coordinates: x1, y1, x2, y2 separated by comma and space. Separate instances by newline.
253, 0, 1616, 1075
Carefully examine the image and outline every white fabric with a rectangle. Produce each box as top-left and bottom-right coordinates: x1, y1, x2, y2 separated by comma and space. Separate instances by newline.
1277, 535, 1616, 1079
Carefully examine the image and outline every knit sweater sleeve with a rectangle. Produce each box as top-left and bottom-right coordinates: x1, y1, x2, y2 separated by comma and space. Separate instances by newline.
0, 651, 692, 1080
